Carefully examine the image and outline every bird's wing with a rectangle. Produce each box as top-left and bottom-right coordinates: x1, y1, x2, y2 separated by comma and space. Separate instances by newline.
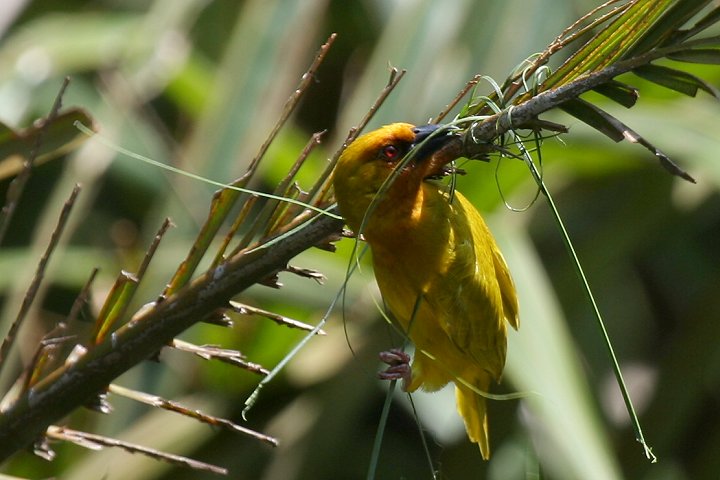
427, 193, 513, 380
492, 242, 520, 330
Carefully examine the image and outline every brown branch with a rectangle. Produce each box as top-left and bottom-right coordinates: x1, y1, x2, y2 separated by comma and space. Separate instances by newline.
0, 208, 344, 461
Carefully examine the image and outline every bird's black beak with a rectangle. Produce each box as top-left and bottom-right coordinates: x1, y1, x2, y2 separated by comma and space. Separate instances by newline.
411, 124, 456, 161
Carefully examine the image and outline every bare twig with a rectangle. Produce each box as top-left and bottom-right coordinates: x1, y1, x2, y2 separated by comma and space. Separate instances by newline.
263, 130, 327, 236
137, 218, 174, 279
284, 265, 325, 284
310, 66, 407, 205
108, 384, 278, 446
163, 34, 338, 296
229, 301, 327, 334
433, 74, 482, 123
46, 425, 228, 475
212, 196, 259, 267
231, 130, 327, 256
0, 185, 81, 368
67, 268, 99, 325
170, 339, 269, 376
245, 33, 337, 177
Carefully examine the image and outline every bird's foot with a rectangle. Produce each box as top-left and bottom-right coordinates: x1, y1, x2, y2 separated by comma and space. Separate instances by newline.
378, 348, 411, 389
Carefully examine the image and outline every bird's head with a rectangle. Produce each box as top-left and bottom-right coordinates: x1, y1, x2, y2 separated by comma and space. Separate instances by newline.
332, 122, 459, 231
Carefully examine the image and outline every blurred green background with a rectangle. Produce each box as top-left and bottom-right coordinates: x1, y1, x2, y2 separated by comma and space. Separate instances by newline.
0, 1, 719, 479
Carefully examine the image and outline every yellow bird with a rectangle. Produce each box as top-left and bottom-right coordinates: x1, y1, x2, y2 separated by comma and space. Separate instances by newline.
332, 123, 519, 458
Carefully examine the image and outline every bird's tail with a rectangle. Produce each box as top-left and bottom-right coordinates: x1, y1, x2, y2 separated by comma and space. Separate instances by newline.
455, 373, 492, 459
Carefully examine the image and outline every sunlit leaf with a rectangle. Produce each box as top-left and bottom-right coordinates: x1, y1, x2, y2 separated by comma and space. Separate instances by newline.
545, 0, 673, 89
627, 0, 712, 55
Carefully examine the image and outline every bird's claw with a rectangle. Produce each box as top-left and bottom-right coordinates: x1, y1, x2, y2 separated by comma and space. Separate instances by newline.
378, 348, 411, 388
379, 348, 410, 365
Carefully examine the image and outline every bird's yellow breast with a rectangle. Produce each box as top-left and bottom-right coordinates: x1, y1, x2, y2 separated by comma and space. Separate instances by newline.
368, 183, 514, 378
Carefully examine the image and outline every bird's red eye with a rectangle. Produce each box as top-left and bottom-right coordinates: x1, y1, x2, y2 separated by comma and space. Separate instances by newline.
382, 145, 400, 160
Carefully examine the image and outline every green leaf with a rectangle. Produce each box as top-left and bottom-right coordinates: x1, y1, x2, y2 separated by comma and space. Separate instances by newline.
593, 80, 640, 108
559, 98, 626, 142
92, 271, 139, 345
633, 63, 720, 98
545, 0, 674, 90
667, 48, 720, 64
671, 5, 720, 42
627, 0, 713, 55
560, 98, 696, 182
675, 33, 720, 48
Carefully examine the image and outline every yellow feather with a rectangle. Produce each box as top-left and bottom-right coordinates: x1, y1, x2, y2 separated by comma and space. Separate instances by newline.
333, 123, 519, 459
